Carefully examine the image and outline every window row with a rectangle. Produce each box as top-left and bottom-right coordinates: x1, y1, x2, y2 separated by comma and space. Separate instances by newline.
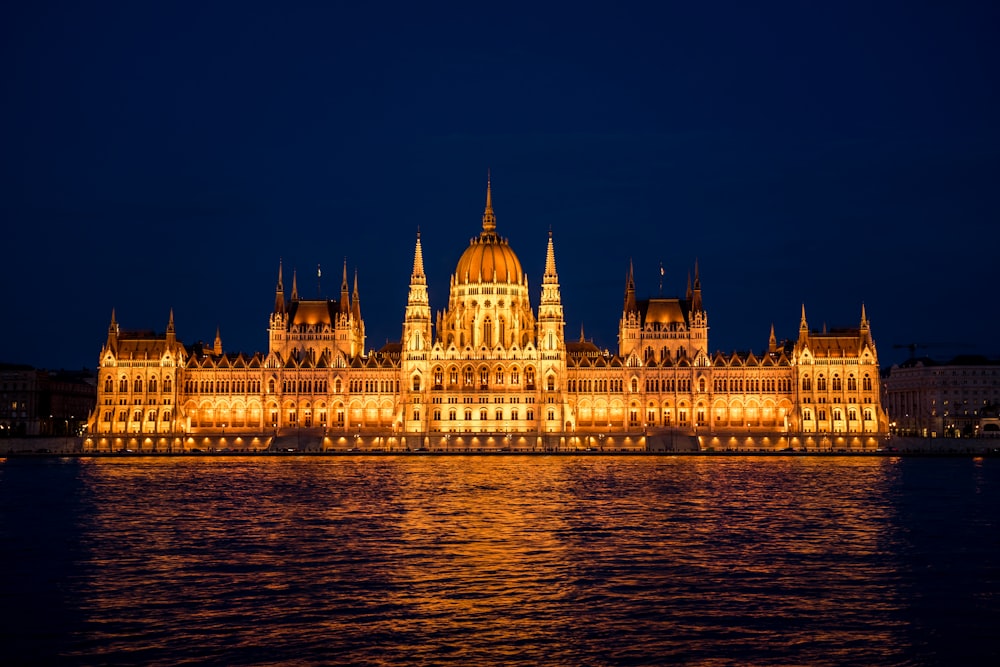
105, 376, 173, 393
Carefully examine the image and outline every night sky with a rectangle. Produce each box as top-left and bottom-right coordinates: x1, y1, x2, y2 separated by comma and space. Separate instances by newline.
3, 2, 998, 371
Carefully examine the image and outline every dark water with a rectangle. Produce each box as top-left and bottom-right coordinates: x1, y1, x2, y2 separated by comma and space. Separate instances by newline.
0, 456, 997, 666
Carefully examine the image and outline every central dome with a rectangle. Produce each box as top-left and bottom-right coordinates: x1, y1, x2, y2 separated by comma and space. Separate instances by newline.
453, 180, 524, 284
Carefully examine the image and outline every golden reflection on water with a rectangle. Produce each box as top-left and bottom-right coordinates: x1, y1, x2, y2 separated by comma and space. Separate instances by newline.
64, 456, 912, 664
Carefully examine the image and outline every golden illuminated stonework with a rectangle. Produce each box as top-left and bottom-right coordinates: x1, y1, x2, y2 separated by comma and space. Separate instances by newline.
86, 178, 888, 452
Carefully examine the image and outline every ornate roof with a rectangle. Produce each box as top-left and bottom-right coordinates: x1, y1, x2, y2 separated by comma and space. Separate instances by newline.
453, 177, 524, 285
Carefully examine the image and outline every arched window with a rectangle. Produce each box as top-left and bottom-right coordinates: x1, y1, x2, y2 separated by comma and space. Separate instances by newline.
268, 378, 276, 393
495, 367, 504, 384
449, 409, 457, 421
464, 366, 474, 386
334, 378, 342, 393
465, 409, 472, 421
480, 408, 487, 420
149, 376, 157, 392
512, 409, 519, 421
412, 375, 421, 391
547, 376, 556, 391
803, 409, 812, 420
802, 375, 812, 391
134, 377, 143, 393
525, 367, 536, 388
863, 374, 873, 391
698, 378, 706, 393
164, 376, 172, 392
832, 375, 842, 391
483, 317, 492, 348
104, 376, 113, 392
817, 375, 827, 391
847, 375, 857, 391
510, 367, 520, 385
433, 367, 443, 387
449, 367, 459, 385
119, 377, 128, 392
480, 367, 489, 387
495, 409, 503, 420
631, 378, 638, 393
499, 318, 506, 347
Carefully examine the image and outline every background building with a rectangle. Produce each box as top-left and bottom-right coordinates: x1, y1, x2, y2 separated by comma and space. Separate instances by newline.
1, 363, 96, 436
883, 356, 1000, 437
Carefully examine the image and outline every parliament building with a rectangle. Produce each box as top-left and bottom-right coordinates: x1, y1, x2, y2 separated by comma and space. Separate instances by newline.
86, 181, 888, 451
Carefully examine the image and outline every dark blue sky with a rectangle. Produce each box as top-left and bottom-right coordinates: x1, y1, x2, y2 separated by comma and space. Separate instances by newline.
3, 1, 998, 370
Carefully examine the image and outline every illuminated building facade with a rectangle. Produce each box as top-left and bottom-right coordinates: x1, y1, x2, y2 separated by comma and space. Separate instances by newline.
87, 181, 888, 448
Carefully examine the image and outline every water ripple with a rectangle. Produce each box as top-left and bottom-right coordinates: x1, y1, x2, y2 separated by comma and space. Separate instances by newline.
1, 455, 997, 665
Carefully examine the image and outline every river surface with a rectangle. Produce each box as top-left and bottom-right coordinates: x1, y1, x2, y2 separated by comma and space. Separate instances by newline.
0, 455, 997, 666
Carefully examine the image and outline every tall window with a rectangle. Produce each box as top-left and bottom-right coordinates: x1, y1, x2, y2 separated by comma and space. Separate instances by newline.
483, 317, 492, 348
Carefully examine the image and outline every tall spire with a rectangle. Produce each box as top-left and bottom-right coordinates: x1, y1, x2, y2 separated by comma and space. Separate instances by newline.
352, 269, 361, 320
214, 326, 222, 356
624, 260, 637, 314
106, 308, 119, 351
411, 230, 426, 284
860, 303, 869, 330
691, 260, 703, 312
274, 260, 286, 314
543, 229, 558, 283
165, 308, 176, 346
768, 323, 777, 353
339, 259, 350, 314
481, 170, 496, 236
290, 269, 299, 301
799, 303, 809, 336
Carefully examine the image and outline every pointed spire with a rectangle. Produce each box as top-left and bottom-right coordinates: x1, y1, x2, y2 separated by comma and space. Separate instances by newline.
411, 230, 426, 283
340, 259, 350, 314
290, 269, 299, 301
543, 229, 558, 282
481, 170, 496, 236
691, 260, 703, 312
580, 322, 586, 343
214, 326, 222, 356
106, 308, 119, 350
624, 260, 637, 314
769, 323, 777, 353
860, 303, 869, 330
799, 304, 809, 335
352, 269, 361, 320
167, 308, 174, 332
274, 260, 286, 314
686, 272, 692, 300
